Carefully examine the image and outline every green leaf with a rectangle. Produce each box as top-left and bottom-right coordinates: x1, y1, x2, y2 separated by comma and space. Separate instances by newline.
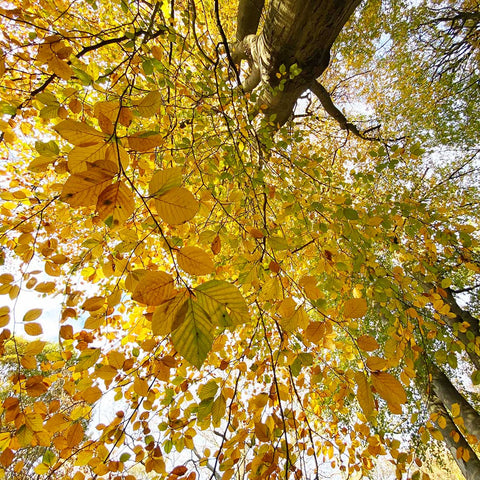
343, 207, 359, 220
75, 348, 101, 372
171, 299, 214, 369
195, 280, 249, 327
198, 380, 218, 400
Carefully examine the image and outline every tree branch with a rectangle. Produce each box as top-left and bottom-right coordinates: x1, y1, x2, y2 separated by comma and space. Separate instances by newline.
309, 80, 381, 140
236, 0, 265, 41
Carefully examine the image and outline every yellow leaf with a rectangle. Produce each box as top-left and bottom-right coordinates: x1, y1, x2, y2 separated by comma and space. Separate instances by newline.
105, 143, 130, 170
80, 386, 102, 403
61, 167, 115, 207
136, 91, 162, 117
127, 132, 164, 151
54, 119, 105, 146
254, 422, 270, 442
93, 101, 119, 122
132, 271, 175, 305
34, 282, 56, 293
67, 423, 84, 448
108, 350, 125, 370
176, 246, 214, 276
96, 181, 135, 227
371, 372, 407, 412
25, 340, 46, 355
344, 297, 367, 319
48, 56, 73, 80
355, 371, 375, 417
149, 167, 183, 197
152, 290, 189, 336
24, 322, 43, 336
366, 356, 388, 371
451, 403, 461, 418
81, 296, 105, 311
437, 415, 447, 429
357, 335, 379, 352
278, 297, 297, 318
68, 143, 109, 173
23, 308, 42, 322
305, 321, 325, 344
21, 355, 37, 369
0, 274, 14, 284
134, 377, 149, 397
299, 276, 321, 300
155, 187, 198, 225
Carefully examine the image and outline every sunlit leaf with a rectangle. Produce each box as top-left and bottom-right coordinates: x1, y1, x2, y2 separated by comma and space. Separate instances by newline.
176, 246, 215, 276
155, 187, 198, 225
171, 298, 214, 369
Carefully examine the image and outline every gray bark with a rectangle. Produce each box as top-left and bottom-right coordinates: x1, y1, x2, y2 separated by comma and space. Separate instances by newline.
234, 0, 361, 126
431, 363, 480, 441
429, 395, 480, 480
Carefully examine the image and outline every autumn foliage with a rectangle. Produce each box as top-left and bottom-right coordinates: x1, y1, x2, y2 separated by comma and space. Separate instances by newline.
0, 0, 479, 479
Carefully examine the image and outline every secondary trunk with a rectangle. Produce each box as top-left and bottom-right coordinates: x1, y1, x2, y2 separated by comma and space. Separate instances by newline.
234, 0, 361, 125
431, 363, 480, 441
429, 395, 480, 480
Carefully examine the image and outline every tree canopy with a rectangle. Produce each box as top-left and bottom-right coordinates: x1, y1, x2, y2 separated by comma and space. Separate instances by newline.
0, 0, 479, 479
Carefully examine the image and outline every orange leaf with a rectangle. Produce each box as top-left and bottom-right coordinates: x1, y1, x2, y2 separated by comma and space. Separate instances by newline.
24, 322, 43, 336
344, 298, 367, 319
371, 372, 407, 412
66, 422, 85, 448
357, 335, 379, 352
96, 181, 135, 227
61, 167, 115, 207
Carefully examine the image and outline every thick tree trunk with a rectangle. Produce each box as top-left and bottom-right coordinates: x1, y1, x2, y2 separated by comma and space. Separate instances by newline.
429, 395, 480, 480
431, 363, 480, 441
234, 0, 361, 125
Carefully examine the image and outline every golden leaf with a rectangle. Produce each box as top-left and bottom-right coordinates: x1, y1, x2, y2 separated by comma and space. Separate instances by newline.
66, 423, 84, 448
305, 321, 325, 344
176, 246, 214, 276
61, 167, 115, 207
96, 181, 135, 227
299, 276, 321, 301
344, 297, 367, 319
132, 271, 175, 305
81, 296, 105, 311
105, 143, 130, 170
93, 101, 119, 122
357, 335, 379, 352
54, 119, 105, 146
133, 377, 149, 397
366, 356, 388, 371
149, 167, 183, 197
254, 422, 270, 442
24, 322, 43, 336
23, 309, 42, 322
127, 132, 163, 151
136, 91, 162, 117
68, 143, 109, 173
354, 371, 375, 417
152, 290, 189, 336
155, 187, 198, 225
48, 56, 73, 80
371, 372, 407, 412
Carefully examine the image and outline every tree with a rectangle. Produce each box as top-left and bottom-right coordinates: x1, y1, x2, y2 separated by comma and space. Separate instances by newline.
0, 0, 479, 479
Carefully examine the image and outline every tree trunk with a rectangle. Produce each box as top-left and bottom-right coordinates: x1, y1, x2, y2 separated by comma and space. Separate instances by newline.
429, 395, 480, 480
234, 0, 361, 125
431, 363, 480, 441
